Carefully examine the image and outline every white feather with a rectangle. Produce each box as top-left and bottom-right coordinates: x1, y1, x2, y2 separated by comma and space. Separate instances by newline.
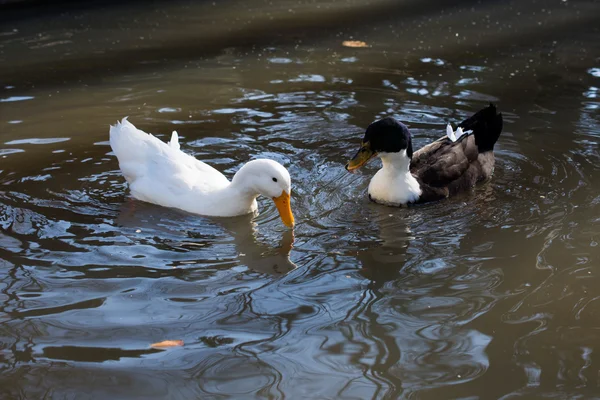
455, 127, 465, 140
446, 124, 456, 141
367, 150, 422, 206
169, 131, 180, 150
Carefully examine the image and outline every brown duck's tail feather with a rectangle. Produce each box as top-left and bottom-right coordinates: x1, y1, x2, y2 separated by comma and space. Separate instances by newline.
458, 103, 503, 153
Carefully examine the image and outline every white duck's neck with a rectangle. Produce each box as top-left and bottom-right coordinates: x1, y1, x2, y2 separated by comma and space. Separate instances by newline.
218, 167, 262, 214
223, 183, 259, 212
183, 183, 258, 217
230, 164, 261, 197
368, 150, 422, 206
183, 167, 260, 217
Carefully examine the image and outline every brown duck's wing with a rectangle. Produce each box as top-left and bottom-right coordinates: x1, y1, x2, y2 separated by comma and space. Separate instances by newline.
411, 135, 479, 187
445, 154, 492, 196
411, 137, 445, 166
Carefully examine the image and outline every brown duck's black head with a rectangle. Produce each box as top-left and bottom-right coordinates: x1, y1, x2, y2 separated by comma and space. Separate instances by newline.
346, 117, 413, 172
364, 117, 413, 157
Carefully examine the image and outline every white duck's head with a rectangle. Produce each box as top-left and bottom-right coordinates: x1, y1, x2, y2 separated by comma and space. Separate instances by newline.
232, 159, 294, 228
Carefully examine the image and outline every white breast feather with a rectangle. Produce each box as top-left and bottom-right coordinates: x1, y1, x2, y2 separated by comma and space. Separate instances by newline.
367, 152, 422, 206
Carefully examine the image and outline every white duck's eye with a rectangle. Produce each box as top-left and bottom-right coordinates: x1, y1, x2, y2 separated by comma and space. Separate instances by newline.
272, 177, 278, 182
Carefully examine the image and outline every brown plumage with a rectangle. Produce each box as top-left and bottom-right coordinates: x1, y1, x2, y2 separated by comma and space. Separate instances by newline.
411, 104, 503, 203
346, 104, 504, 205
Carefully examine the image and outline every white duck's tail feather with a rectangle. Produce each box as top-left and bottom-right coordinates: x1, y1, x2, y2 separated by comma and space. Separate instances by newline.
109, 117, 147, 159
109, 117, 167, 183
169, 131, 180, 150
109, 118, 231, 197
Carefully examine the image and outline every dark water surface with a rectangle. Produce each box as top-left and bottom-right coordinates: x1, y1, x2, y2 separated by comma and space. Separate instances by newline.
1, 0, 599, 398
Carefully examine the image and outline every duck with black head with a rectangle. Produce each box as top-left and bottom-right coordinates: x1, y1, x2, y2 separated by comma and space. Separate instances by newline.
345, 104, 503, 206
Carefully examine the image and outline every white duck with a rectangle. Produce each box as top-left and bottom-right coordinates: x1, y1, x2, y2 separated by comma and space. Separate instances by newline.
109, 118, 294, 227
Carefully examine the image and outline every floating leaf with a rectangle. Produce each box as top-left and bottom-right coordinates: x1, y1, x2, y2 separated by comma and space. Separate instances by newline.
150, 340, 184, 349
342, 40, 368, 48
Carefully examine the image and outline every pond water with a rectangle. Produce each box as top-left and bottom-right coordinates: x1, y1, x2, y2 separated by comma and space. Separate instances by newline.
1, 0, 599, 398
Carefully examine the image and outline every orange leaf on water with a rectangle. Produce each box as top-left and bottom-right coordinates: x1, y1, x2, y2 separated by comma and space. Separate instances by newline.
150, 340, 184, 349
342, 40, 368, 48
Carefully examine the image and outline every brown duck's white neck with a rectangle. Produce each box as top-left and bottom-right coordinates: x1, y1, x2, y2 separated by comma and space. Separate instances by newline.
379, 151, 411, 171
368, 150, 422, 206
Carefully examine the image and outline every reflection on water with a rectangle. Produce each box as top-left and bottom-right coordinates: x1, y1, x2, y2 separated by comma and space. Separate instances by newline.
1, 0, 600, 398
116, 201, 297, 275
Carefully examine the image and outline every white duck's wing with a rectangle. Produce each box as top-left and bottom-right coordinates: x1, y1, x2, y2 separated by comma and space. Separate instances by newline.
109, 118, 230, 198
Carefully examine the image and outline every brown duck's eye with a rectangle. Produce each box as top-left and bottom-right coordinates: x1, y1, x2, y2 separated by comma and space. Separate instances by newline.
272, 177, 278, 182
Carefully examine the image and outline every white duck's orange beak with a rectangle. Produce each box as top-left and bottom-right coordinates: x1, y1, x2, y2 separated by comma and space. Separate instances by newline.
272, 191, 294, 228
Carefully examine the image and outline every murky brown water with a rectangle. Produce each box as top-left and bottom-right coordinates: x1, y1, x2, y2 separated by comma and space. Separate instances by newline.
1, 0, 599, 398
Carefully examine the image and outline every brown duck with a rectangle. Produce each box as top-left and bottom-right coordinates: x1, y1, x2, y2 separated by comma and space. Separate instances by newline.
345, 104, 504, 206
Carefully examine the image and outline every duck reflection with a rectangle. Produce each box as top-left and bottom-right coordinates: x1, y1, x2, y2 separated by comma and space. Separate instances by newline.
353, 205, 414, 288
348, 198, 501, 395
217, 215, 297, 276
115, 200, 297, 275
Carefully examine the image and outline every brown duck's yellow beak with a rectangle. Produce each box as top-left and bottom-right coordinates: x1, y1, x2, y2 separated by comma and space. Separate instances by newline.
345, 141, 377, 172
272, 191, 294, 228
